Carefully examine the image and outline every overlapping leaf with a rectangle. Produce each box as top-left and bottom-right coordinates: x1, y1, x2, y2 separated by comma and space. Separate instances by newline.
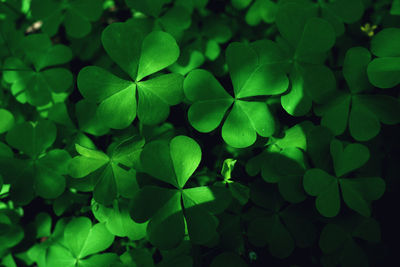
68, 137, 143, 205
0, 120, 69, 205
78, 21, 183, 128
3, 34, 73, 107
303, 139, 385, 217
317, 47, 400, 141
185, 40, 289, 148
130, 135, 231, 249
31, 0, 103, 38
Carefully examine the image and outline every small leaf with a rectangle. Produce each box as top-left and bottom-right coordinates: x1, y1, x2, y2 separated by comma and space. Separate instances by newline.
330, 139, 370, 177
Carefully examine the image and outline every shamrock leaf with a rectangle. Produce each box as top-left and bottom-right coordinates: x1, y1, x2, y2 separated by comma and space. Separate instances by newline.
46, 217, 117, 267
318, 47, 400, 140
1, 120, 69, 204
0, 109, 14, 134
92, 199, 147, 240
247, 181, 316, 258
27, 215, 67, 267
3, 34, 73, 107
0, 211, 24, 253
245, 0, 277, 26
303, 139, 385, 217
31, 0, 103, 38
316, 0, 364, 36
246, 147, 307, 203
367, 27, 400, 88
319, 216, 381, 267
185, 40, 289, 148
68, 137, 142, 205
130, 135, 231, 249
78, 21, 183, 128
275, 2, 337, 116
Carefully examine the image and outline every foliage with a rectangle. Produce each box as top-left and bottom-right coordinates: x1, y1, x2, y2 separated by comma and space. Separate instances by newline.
0, 0, 399, 266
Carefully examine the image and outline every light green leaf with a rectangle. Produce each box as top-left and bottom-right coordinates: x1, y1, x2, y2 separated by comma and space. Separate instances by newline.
137, 73, 183, 125
0, 109, 15, 134
170, 136, 201, 188
185, 69, 233, 132
137, 31, 179, 81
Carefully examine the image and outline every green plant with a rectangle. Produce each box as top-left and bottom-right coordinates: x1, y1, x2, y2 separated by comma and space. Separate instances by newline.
0, 0, 399, 266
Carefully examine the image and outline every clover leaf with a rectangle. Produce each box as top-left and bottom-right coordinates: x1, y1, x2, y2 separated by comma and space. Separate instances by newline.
130, 135, 231, 249
46, 217, 117, 267
0, 108, 14, 134
315, 0, 364, 36
3, 34, 73, 107
275, 2, 337, 116
317, 47, 400, 141
319, 216, 381, 267
185, 40, 289, 148
92, 199, 147, 240
30, 0, 103, 38
246, 181, 316, 258
246, 146, 307, 203
245, 0, 277, 26
0, 210, 24, 253
68, 137, 143, 205
367, 27, 400, 88
303, 139, 385, 217
78, 21, 183, 128
0, 120, 70, 205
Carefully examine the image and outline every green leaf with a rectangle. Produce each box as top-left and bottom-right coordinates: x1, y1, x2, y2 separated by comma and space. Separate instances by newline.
182, 195, 218, 244
330, 139, 370, 177
221, 158, 237, 181
6, 120, 56, 158
101, 22, 143, 79
281, 67, 312, 116
35, 149, 70, 199
64, 217, 114, 259
247, 215, 294, 258
137, 73, 184, 125
136, 31, 180, 81
320, 93, 351, 136
349, 97, 381, 141
371, 28, 400, 57
343, 47, 371, 94
340, 177, 385, 217
391, 0, 400, 15
319, 224, 348, 254
92, 200, 147, 240
295, 17, 335, 56
367, 57, 400, 88
276, 2, 318, 47
170, 136, 202, 188
226, 42, 288, 98
146, 190, 185, 249
184, 69, 233, 132
0, 109, 15, 134
222, 100, 275, 148
140, 140, 178, 187
68, 144, 109, 178
77, 66, 137, 129
303, 168, 340, 217
22, 33, 73, 70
